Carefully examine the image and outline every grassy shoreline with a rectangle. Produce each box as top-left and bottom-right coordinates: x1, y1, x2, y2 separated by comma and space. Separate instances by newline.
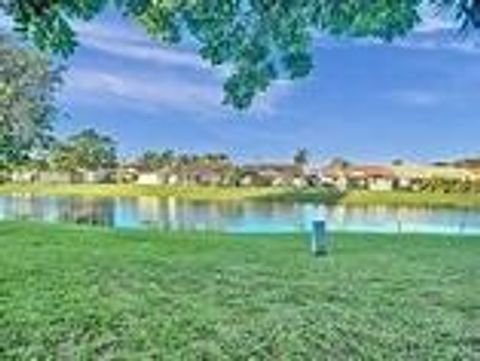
1, 222, 478, 359
0, 183, 342, 203
341, 190, 480, 208
1, 183, 480, 208
0, 183, 285, 201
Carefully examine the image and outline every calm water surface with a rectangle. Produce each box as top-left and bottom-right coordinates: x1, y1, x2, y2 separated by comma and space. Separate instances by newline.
1, 194, 480, 234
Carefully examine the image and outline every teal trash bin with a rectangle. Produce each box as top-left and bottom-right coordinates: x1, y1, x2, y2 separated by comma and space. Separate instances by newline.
311, 220, 327, 256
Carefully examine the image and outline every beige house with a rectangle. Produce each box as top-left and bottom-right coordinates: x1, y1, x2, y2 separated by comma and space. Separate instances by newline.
323, 162, 478, 192
137, 172, 165, 185
11, 170, 80, 184
11, 170, 37, 183
391, 164, 476, 190
135, 165, 230, 186
136, 170, 175, 185
82, 170, 112, 183
240, 164, 305, 187
323, 165, 395, 191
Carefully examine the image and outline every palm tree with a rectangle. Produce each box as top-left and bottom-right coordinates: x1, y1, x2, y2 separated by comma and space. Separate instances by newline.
293, 148, 309, 166
160, 150, 175, 167
328, 157, 351, 170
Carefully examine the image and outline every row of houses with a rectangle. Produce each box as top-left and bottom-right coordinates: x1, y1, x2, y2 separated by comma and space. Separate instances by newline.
135, 164, 309, 187
5, 162, 480, 191
5, 163, 309, 187
10, 169, 113, 184
322, 164, 480, 191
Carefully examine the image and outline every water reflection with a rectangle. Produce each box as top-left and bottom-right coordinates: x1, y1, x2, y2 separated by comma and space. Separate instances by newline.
0, 194, 479, 234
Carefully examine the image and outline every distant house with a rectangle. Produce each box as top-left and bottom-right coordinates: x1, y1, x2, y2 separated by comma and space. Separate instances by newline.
323, 165, 394, 191
167, 174, 179, 185
191, 168, 223, 186
464, 168, 480, 181
391, 164, 476, 190
37, 171, 80, 184
115, 166, 139, 184
348, 165, 395, 191
322, 162, 478, 192
321, 168, 348, 191
240, 164, 305, 187
135, 164, 228, 187
302, 166, 324, 187
239, 174, 254, 187
11, 170, 37, 183
137, 171, 168, 186
9, 168, 117, 184
81, 169, 112, 183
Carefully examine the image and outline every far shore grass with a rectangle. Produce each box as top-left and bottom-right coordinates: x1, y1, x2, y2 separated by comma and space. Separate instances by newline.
0, 183, 341, 203
0, 183, 285, 200
2, 183, 480, 208
341, 190, 480, 208
1, 222, 478, 359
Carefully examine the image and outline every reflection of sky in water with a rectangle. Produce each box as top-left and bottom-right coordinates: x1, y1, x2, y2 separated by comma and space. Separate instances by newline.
0, 195, 479, 235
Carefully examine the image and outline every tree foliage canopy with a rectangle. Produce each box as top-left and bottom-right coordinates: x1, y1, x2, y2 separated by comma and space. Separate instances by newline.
136, 150, 175, 171
50, 128, 117, 171
0, 32, 60, 168
1, 1, 479, 109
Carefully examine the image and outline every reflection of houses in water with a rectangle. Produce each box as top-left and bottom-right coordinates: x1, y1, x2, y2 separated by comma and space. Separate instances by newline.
137, 196, 161, 224
0, 195, 116, 226
167, 196, 177, 230
131, 197, 255, 231
136, 197, 169, 229
135, 196, 184, 230
0, 195, 60, 222
0, 194, 479, 234
173, 199, 217, 231
242, 201, 300, 219
328, 205, 407, 231
324, 205, 474, 233
58, 197, 115, 227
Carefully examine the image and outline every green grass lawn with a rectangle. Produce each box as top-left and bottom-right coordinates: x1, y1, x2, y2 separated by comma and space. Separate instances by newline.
1, 223, 478, 360
342, 190, 480, 208
3, 183, 480, 209
0, 183, 301, 201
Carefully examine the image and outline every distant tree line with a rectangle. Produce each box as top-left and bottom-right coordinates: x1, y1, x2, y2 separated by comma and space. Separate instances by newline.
16, 128, 309, 171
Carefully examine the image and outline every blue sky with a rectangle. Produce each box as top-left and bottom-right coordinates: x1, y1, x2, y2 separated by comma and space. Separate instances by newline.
26, 9, 480, 163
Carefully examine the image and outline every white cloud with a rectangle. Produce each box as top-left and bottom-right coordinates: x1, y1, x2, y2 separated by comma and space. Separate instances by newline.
66, 68, 223, 114
66, 66, 291, 117
68, 20, 290, 116
317, 31, 480, 56
75, 21, 208, 71
415, 17, 455, 33
393, 32, 480, 55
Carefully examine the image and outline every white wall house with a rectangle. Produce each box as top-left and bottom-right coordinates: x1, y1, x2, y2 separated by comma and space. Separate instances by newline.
11, 171, 36, 183
137, 172, 165, 185
82, 170, 111, 184
368, 177, 394, 191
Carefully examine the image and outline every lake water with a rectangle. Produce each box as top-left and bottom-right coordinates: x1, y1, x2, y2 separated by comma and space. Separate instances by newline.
1, 194, 480, 235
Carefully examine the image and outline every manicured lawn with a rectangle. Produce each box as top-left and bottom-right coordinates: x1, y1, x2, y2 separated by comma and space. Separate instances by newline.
0, 184, 305, 201
1, 223, 478, 359
2, 184, 480, 209
342, 190, 480, 208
